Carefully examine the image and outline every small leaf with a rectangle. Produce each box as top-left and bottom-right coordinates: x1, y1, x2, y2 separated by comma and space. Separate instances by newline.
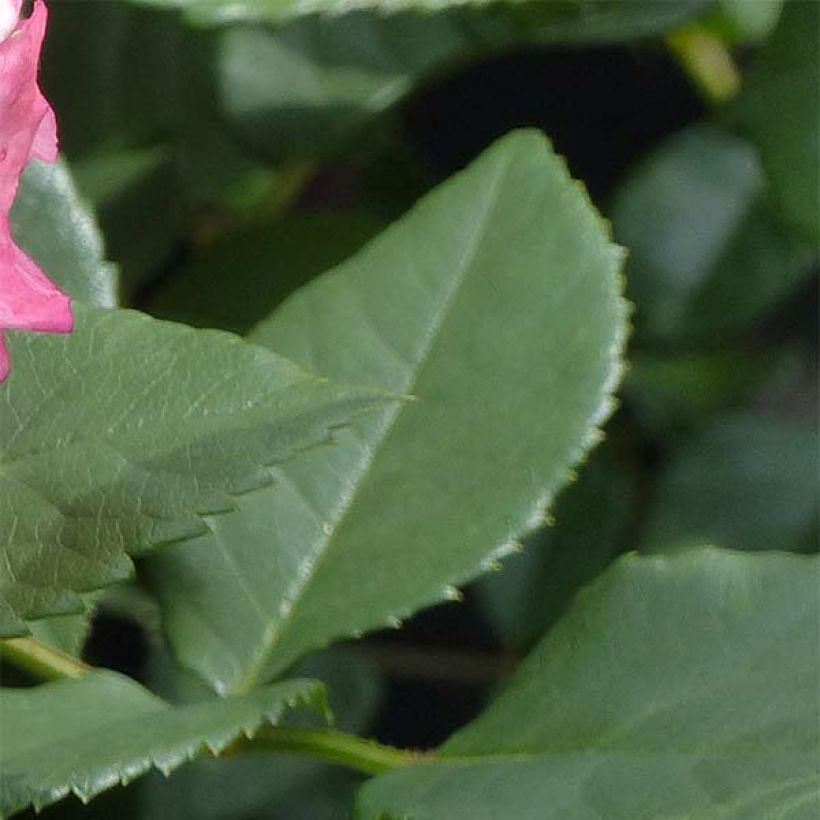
145, 129, 627, 693
11, 159, 119, 308
0, 671, 323, 817
359, 549, 820, 819
736, 0, 820, 245
0, 305, 388, 636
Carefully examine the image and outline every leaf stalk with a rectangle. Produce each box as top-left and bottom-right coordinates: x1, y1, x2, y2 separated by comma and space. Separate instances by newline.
666, 24, 741, 104
0, 636, 90, 681
234, 726, 425, 776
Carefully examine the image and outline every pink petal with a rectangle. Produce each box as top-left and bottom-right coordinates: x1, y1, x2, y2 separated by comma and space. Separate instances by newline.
0, 225, 73, 332
0, 1, 21, 41
30, 103, 58, 163
0, 0, 72, 382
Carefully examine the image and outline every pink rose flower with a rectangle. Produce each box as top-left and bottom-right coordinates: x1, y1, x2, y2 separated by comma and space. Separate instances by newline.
0, 0, 72, 382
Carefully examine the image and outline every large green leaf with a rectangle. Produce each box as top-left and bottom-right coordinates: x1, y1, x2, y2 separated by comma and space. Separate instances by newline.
0, 305, 387, 636
642, 415, 818, 554
736, 0, 820, 245
11, 159, 119, 308
0, 671, 322, 818
359, 549, 820, 819
612, 124, 814, 342
145, 129, 627, 693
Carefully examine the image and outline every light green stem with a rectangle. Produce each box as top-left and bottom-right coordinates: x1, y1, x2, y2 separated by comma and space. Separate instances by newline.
236, 726, 425, 776
0, 636, 90, 681
667, 24, 741, 104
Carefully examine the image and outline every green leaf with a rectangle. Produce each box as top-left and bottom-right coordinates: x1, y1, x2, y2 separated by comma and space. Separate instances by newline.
643, 415, 818, 553
475, 445, 632, 652
0, 671, 323, 817
359, 549, 820, 819
0, 305, 388, 636
612, 124, 814, 342
11, 159, 119, 308
736, 0, 820, 245
145, 129, 627, 693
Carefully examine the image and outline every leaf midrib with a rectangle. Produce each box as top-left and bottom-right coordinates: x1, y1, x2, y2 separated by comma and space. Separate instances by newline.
234, 149, 515, 693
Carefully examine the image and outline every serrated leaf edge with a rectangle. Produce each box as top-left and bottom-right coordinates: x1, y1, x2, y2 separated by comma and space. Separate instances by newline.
5, 679, 328, 818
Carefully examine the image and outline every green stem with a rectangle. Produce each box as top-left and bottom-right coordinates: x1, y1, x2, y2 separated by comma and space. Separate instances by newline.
0, 636, 90, 681
235, 726, 425, 776
666, 24, 741, 104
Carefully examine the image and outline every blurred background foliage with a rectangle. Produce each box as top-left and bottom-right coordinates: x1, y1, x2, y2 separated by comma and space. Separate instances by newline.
19, 0, 817, 816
